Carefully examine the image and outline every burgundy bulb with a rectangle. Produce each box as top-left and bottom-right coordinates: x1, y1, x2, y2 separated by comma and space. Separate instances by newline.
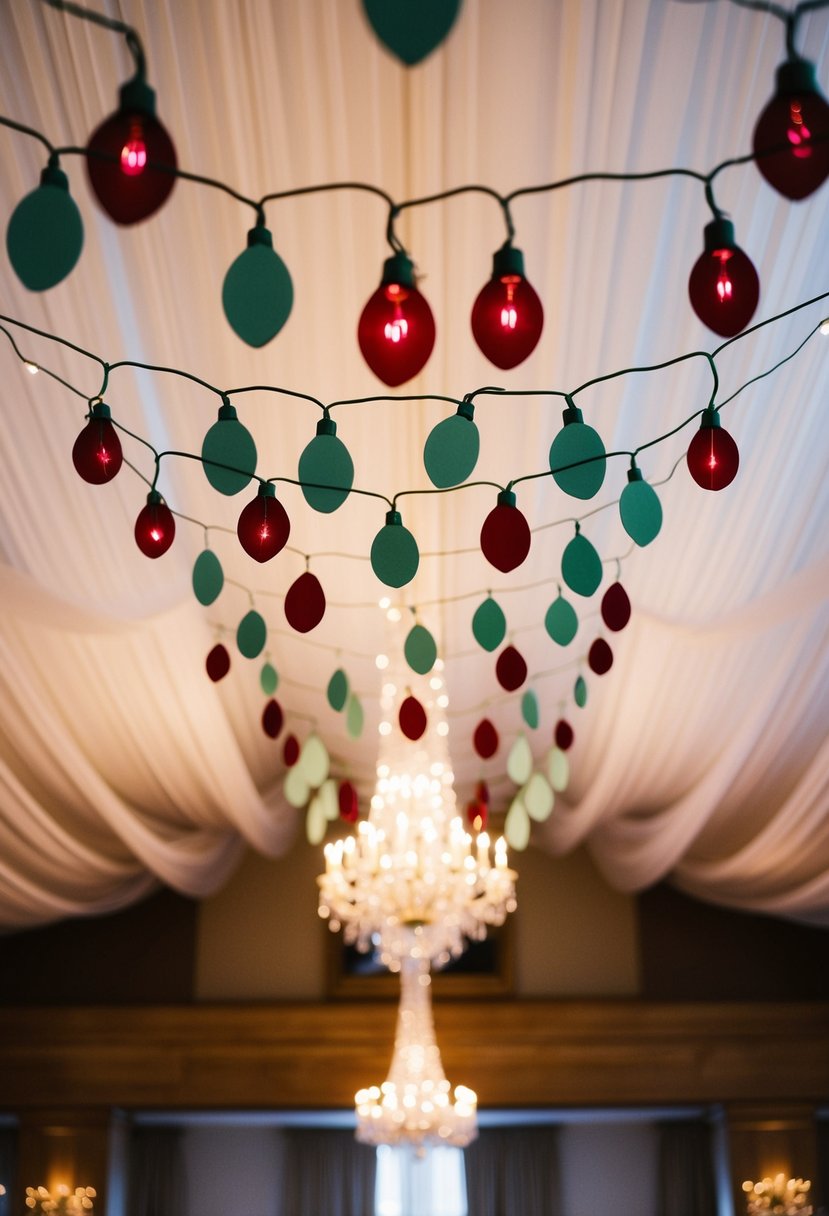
471, 246, 543, 368
480, 489, 531, 573
86, 79, 177, 225
135, 491, 175, 557
358, 252, 435, 386
338, 779, 359, 822
687, 408, 740, 491
237, 483, 290, 562
688, 219, 759, 337
753, 59, 829, 200
72, 403, 123, 484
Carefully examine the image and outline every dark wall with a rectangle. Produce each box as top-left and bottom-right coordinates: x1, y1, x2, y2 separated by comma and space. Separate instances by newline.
0, 889, 197, 1005
639, 883, 829, 1000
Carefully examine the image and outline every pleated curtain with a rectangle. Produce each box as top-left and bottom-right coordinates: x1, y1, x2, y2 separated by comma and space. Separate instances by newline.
463, 1125, 562, 1216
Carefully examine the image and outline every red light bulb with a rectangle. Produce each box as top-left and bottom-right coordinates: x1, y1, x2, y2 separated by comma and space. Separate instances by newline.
480, 489, 531, 573
86, 78, 177, 225
237, 483, 290, 563
686, 407, 740, 491
471, 245, 544, 368
753, 59, 829, 200
72, 402, 123, 484
688, 218, 759, 337
357, 252, 435, 385
134, 490, 175, 557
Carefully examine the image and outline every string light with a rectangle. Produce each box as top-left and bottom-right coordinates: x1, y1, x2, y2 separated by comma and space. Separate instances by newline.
471, 244, 544, 369
754, 58, 829, 200
134, 490, 175, 557
358, 253, 435, 386
688, 217, 760, 337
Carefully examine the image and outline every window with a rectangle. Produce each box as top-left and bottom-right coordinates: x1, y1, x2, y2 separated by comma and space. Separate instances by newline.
375, 1144, 468, 1216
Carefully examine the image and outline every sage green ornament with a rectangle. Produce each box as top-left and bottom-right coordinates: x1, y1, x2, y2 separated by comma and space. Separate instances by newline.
562, 526, 603, 597
362, 0, 463, 65
6, 163, 84, 291
260, 662, 279, 696
574, 674, 588, 708
298, 416, 354, 513
370, 510, 419, 588
521, 689, 540, 730
504, 795, 531, 851
236, 609, 267, 659
319, 777, 340, 822
201, 400, 257, 496
299, 732, 330, 788
327, 668, 349, 712
548, 403, 607, 500
472, 595, 507, 652
306, 793, 327, 845
507, 734, 533, 786
544, 593, 578, 646
222, 223, 293, 348
284, 763, 310, 809
346, 693, 364, 739
619, 465, 663, 547
192, 549, 224, 606
404, 623, 437, 674
423, 400, 480, 488
524, 771, 554, 822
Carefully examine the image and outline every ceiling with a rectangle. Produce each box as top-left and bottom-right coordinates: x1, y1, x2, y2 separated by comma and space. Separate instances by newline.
0, 0, 827, 931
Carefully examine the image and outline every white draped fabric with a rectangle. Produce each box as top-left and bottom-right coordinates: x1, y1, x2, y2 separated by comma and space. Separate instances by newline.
0, 0, 827, 929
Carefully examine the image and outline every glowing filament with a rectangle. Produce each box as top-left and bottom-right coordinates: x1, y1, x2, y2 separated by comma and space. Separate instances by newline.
384, 311, 408, 343
120, 127, 148, 176
788, 101, 812, 158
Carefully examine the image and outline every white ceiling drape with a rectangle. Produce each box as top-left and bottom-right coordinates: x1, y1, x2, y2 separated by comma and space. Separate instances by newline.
0, 0, 827, 930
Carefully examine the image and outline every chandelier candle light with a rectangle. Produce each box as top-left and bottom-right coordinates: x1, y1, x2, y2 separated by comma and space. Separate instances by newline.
318, 659, 517, 1148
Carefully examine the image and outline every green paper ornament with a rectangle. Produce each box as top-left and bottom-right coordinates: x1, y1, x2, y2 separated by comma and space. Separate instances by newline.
574, 674, 588, 708
370, 510, 419, 588
521, 689, 540, 730
283, 763, 310, 809
548, 404, 606, 500
507, 734, 533, 786
236, 609, 267, 659
544, 593, 579, 646
423, 401, 480, 488
504, 795, 531, 851
298, 416, 354, 513
619, 466, 663, 547
222, 223, 293, 348
547, 746, 570, 792
362, 0, 463, 65
192, 549, 224, 606
6, 164, 84, 291
562, 527, 603, 597
404, 623, 437, 674
306, 793, 327, 845
346, 693, 364, 739
327, 668, 349, 712
202, 401, 257, 496
472, 595, 507, 652
524, 771, 554, 822
260, 662, 279, 696
299, 732, 330, 788
319, 777, 340, 822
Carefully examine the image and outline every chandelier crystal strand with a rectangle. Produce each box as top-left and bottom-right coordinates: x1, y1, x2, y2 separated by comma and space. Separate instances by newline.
355, 945, 478, 1149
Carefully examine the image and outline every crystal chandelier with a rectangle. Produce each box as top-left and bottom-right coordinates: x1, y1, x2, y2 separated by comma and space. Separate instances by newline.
317, 651, 517, 1149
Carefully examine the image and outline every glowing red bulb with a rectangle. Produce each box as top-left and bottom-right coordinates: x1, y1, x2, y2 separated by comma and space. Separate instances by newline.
686, 408, 740, 491
688, 219, 759, 337
358, 252, 435, 386
237, 483, 290, 562
753, 59, 829, 200
72, 403, 123, 484
134, 491, 175, 557
471, 246, 544, 369
86, 79, 177, 224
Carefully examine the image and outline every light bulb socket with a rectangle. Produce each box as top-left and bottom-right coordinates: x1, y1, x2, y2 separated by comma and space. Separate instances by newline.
491, 245, 525, 279
699, 406, 721, 430
118, 76, 157, 118
385, 509, 402, 526
257, 481, 276, 498
216, 401, 239, 423
561, 404, 584, 426
703, 218, 736, 253
627, 465, 643, 484
316, 416, 337, 437
146, 489, 163, 506
497, 489, 516, 508
457, 399, 475, 422
380, 252, 416, 289
39, 163, 69, 192
89, 400, 112, 421
776, 57, 820, 97
246, 223, 273, 249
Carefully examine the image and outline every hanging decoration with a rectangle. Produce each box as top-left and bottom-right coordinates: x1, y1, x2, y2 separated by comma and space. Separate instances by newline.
358, 253, 435, 385
346, 693, 365, 739
473, 718, 499, 759
236, 608, 268, 659
262, 698, 284, 739
370, 510, 420, 587
521, 689, 540, 730
6, 161, 84, 290
574, 674, 588, 707
404, 622, 438, 674
753, 58, 829, 200
134, 490, 175, 557
472, 595, 507, 652
544, 591, 579, 646
688, 218, 759, 337
588, 638, 614, 675
338, 779, 360, 822
601, 582, 632, 632
222, 223, 294, 348
686, 407, 740, 490
284, 570, 326, 633
298, 416, 354, 513
72, 401, 123, 485
205, 642, 231, 682
260, 661, 279, 696
361, 0, 463, 65
480, 490, 531, 573
561, 526, 603, 597
495, 644, 527, 692
327, 668, 350, 712
619, 465, 663, 546
399, 694, 428, 741
192, 549, 224, 606
548, 401, 607, 500
202, 400, 258, 496
423, 400, 479, 488
554, 719, 574, 751
471, 245, 544, 369
283, 734, 300, 766
237, 483, 291, 562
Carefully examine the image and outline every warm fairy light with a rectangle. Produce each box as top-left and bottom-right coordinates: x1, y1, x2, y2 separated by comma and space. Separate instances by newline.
25, 1186, 96, 1215
24, 361, 38, 374
376, 654, 390, 670
742, 1176, 812, 1216
820, 318, 829, 335
379, 721, 392, 736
